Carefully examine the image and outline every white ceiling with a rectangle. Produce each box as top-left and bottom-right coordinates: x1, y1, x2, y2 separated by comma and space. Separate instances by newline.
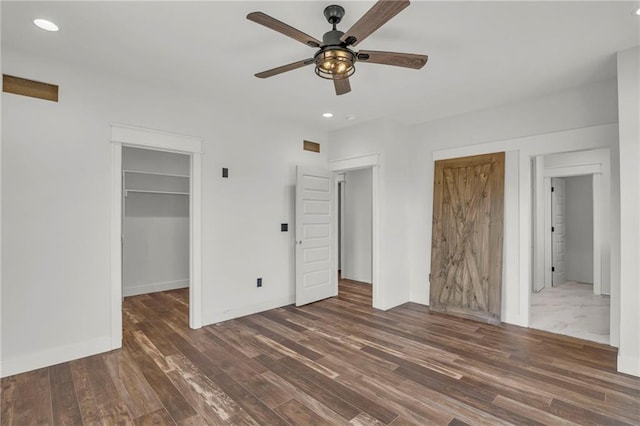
2, 1, 639, 132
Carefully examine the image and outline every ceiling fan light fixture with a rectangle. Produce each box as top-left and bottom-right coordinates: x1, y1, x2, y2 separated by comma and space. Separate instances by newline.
314, 48, 355, 80
248, 1, 427, 95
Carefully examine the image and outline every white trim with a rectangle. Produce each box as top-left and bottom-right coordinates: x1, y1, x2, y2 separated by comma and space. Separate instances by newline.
514, 150, 528, 326
532, 156, 545, 293
110, 142, 123, 349
337, 175, 346, 273
190, 153, 203, 328
329, 153, 379, 171
110, 123, 202, 153
110, 124, 204, 351
123, 279, 189, 297
330, 154, 381, 309
542, 163, 601, 177
592, 174, 602, 295
543, 177, 552, 288
334, 177, 340, 288
1, 336, 111, 378
204, 296, 294, 325
618, 354, 640, 377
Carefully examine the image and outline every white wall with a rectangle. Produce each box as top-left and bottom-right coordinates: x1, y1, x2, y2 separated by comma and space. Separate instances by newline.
407, 80, 618, 326
1, 49, 328, 376
328, 79, 619, 330
342, 168, 372, 284
565, 175, 593, 284
616, 46, 640, 377
122, 147, 190, 296
328, 120, 412, 310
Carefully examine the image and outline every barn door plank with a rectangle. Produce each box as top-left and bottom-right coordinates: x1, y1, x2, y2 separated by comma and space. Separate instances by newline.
430, 152, 505, 324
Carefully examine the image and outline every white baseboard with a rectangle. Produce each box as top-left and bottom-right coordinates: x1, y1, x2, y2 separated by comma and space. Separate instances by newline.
204, 296, 294, 325
1, 336, 111, 378
342, 275, 372, 285
123, 279, 189, 297
409, 294, 429, 306
375, 297, 410, 311
618, 354, 640, 377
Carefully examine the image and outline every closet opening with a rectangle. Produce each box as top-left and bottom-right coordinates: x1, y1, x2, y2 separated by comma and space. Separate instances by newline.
337, 168, 373, 306
122, 146, 191, 326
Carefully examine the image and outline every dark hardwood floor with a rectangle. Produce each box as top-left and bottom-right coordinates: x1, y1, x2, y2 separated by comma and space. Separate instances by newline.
2, 280, 639, 425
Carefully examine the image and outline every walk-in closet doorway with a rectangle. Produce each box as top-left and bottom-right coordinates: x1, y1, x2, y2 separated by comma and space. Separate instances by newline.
110, 124, 203, 350
122, 147, 191, 298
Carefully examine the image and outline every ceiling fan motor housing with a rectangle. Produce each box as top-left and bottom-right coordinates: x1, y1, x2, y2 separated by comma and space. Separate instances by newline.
322, 30, 345, 47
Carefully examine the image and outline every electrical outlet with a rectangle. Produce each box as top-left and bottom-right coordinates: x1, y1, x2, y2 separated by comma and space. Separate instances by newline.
257, 277, 262, 287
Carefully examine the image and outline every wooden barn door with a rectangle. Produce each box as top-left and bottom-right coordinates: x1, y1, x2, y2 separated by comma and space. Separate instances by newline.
430, 152, 505, 324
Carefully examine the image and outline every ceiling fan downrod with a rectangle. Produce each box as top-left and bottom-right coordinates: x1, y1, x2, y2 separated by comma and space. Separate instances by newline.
324, 4, 345, 30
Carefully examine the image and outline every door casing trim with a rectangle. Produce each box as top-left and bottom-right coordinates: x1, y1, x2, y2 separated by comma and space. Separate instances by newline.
109, 123, 203, 350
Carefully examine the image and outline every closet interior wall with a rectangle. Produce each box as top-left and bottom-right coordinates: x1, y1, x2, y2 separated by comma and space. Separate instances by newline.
122, 147, 190, 297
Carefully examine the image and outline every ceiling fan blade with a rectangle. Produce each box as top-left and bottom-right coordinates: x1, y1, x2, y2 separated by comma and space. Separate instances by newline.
255, 58, 315, 79
357, 50, 428, 69
247, 12, 321, 48
334, 77, 351, 96
340, 0, 410, 47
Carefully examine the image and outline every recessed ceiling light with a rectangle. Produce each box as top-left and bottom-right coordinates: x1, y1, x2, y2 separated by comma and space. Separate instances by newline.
322, 112, 334, 118
34, 19, 59, 32
635, 7, 640, 16
346, 114, 357, 121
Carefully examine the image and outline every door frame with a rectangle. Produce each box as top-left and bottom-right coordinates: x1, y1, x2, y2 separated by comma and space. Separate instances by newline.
337, 174, 345, 273
329, 154, 380, 307
110, 123, 203, 350
540, 169, 602, 294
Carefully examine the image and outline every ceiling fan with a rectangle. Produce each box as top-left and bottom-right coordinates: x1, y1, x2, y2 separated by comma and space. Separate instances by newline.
247, 0, 428, 96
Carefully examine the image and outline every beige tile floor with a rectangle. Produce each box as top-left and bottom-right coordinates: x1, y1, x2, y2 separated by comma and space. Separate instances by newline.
530, 281, 610, 345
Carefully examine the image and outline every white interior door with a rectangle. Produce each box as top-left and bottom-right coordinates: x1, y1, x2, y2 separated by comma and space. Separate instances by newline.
551, 177, 567, 286
295, 166, 336, 306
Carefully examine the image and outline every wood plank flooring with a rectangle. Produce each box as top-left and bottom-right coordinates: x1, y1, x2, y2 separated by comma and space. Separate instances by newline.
2, 280, 639, 425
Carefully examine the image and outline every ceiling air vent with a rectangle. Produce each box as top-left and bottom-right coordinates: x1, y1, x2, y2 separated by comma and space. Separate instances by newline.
303, 140, 320, 153
3, 74, 58, 102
